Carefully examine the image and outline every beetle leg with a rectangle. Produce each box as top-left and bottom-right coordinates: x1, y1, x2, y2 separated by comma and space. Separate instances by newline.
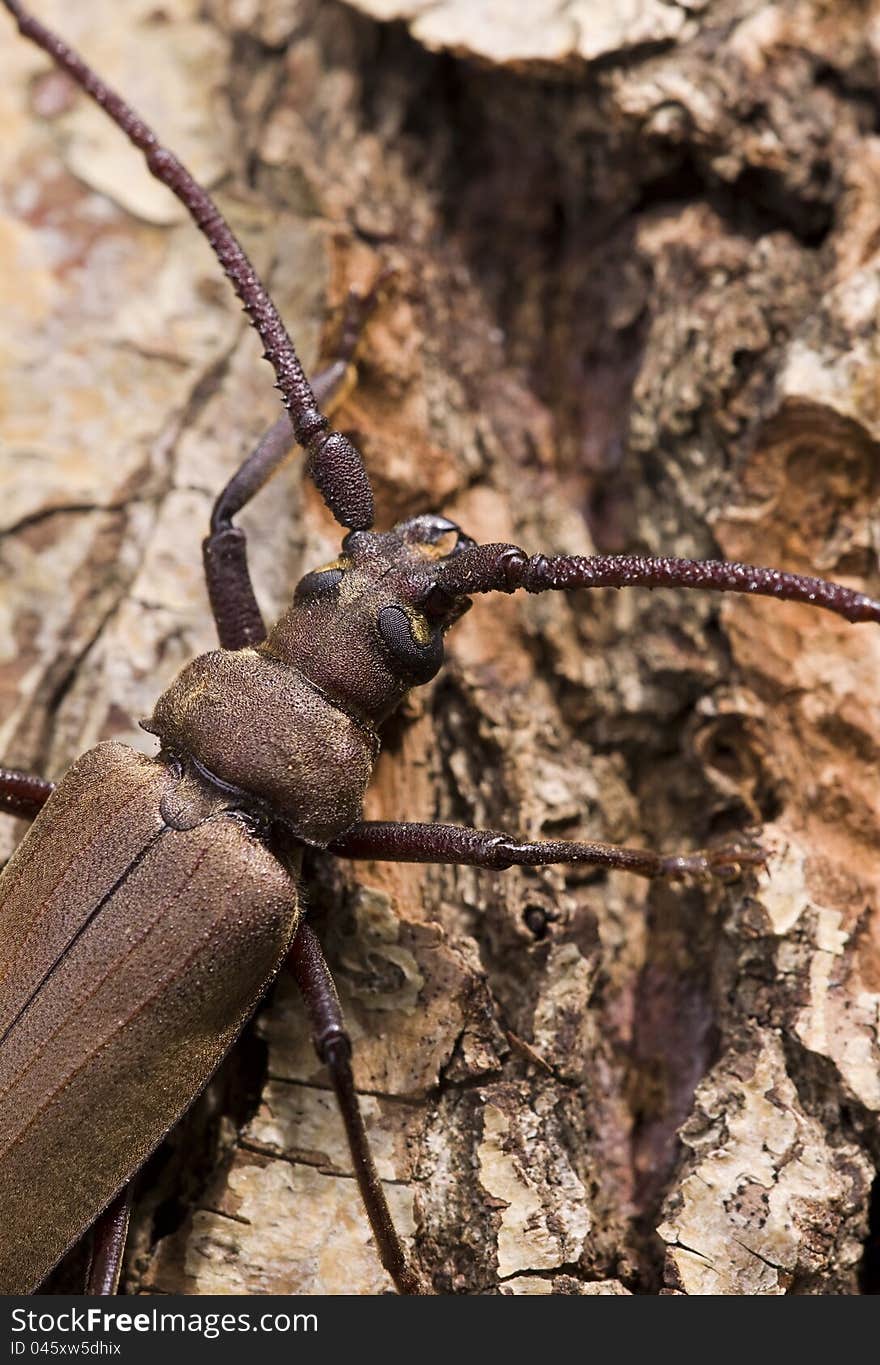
289, 922, 426, 1295
328, 820, 766, 882
0, 768, 54, 822
202, 280, 388, 651
85, 1185, 133, 1296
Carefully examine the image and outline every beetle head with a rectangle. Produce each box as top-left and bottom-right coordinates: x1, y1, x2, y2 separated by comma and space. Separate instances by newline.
260, 514, 474, 724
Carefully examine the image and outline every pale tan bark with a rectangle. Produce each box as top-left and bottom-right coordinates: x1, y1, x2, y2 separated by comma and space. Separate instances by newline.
1, 0, 879, 1295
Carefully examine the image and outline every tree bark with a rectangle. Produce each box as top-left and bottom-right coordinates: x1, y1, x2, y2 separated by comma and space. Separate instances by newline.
1, 0, 879, 1295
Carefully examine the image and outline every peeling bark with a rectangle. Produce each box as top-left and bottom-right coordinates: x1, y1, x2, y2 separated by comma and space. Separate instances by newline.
1, 0, 879, 1295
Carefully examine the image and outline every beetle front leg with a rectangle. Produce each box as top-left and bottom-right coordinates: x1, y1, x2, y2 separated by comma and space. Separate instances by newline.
328, 820, 765, 882
0, 768, 54, 822
203, 282, 388, 651
289, 922, 426, 1295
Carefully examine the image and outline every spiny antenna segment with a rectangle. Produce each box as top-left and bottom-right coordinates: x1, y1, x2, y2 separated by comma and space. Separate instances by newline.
3, 0, 374, 531
436, 544, 880, 625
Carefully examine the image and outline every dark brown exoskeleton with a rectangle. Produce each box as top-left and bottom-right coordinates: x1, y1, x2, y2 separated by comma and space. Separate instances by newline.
3, 0, 880, 1297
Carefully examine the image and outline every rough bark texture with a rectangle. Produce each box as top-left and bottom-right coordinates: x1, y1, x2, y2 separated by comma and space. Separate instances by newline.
2, 0, 880, 1295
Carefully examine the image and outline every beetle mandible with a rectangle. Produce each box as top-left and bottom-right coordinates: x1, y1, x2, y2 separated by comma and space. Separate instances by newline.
2, 1, 879, 1295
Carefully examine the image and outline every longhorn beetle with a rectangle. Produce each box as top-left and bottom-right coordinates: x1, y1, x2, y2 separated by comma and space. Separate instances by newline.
2, 0, 879, 1296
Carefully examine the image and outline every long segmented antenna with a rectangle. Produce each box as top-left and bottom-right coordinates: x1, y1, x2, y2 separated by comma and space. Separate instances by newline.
434, 543, 880, 625
2, 0, 374, 531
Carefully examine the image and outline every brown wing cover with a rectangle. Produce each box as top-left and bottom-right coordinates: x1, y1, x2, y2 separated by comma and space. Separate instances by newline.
0, 742, 300, 1293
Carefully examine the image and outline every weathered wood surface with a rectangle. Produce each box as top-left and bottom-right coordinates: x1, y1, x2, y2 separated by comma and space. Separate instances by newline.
1, 0, 879, 1294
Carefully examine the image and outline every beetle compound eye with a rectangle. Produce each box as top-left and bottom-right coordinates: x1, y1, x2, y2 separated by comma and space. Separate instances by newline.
295, 566, 345, 599
377, 605, 444, 682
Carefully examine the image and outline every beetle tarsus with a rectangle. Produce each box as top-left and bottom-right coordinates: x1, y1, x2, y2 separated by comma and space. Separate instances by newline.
656, 844, 768, 883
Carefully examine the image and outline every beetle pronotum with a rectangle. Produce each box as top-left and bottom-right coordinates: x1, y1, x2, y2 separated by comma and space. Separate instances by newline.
2, 1, 879, 1296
